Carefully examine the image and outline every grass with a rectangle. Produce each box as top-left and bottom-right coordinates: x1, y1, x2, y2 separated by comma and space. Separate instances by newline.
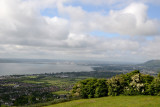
23, 80, 45, 84
52, 91, 69, 95
26, 76, 38, 78
44, 96, 160, 107
22, 76, 81, 86
2, 84, 16, 86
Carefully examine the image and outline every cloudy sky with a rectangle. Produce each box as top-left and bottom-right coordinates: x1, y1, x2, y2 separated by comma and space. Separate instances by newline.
0, 0, 160, 62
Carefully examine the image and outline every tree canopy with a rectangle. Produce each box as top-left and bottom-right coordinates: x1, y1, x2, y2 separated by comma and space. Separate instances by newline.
71, 70, 159, 98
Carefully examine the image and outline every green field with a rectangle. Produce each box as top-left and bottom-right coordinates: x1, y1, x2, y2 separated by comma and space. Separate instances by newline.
44, 96, 160, 107
22, 76, 82, 86
52, 90, 69, 95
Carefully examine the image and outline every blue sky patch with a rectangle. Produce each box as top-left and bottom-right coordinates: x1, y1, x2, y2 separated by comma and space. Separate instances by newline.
90, 31, 120, 38
146, 36, 154, 41
148, 4, 160, 19
40, 8, 59, 18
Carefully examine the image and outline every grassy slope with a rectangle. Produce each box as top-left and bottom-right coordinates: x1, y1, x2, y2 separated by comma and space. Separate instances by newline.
45, 96, 160, 107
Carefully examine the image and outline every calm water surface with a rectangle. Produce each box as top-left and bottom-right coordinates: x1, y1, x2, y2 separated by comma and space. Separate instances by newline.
0, 63, 93, 76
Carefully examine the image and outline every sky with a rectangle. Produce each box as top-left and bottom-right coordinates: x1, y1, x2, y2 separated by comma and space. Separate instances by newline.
0, 0, 160, 63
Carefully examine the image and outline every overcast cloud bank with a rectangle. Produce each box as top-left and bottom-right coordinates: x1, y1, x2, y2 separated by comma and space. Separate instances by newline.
0, 0, 160, 62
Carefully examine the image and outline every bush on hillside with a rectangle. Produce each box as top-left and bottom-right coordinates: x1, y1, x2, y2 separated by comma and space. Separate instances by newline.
71, 78, 108, 98
71, 70, 158, 98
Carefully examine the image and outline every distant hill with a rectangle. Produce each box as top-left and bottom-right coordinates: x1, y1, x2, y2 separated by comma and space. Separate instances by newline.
142, 60, 160, 67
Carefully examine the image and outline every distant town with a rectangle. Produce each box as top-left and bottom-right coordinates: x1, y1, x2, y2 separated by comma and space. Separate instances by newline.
1, 59, 160, 106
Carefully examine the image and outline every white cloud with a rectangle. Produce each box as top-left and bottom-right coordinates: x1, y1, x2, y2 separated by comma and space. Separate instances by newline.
98, 3, 159, 36
75, 0, 160, 6
142, 36, 160, 59
58, 2, 159, 36
0, 0, 69, 46
0, 0, 160, 62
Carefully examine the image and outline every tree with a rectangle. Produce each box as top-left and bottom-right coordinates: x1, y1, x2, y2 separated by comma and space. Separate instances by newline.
107, 75, 124, 96
71, 70, 160, 98
94, 79, 108, 98
71, 78, 108, 98
148, 77, 160, 95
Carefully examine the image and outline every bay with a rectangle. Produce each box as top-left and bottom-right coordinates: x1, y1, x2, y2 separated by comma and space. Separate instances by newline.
0, 63, 93, 76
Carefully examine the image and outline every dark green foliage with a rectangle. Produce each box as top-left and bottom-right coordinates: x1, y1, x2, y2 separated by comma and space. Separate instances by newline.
94, 79, 108, 97
80, 78, 97, 98
107, 76, 124, 96
72, 70, 160, 98
12, 92, 55, 106
122, 70, 139, 81
14, 95, 29, 106
148, 77, 160, 95
141, 74, 154, 95
71, 78, 108, 98
142, 74, 154, 84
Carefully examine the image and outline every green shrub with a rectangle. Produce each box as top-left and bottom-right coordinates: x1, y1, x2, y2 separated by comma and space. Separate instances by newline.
71, 70, 160, 98
71, 78, 108, 98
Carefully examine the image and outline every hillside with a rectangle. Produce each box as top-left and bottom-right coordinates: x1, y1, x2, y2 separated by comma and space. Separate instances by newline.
142, 60, 160, 67
45, 96, 160, 107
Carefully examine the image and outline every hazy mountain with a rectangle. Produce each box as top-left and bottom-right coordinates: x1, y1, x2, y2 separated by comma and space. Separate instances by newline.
142, 60, 160, 67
